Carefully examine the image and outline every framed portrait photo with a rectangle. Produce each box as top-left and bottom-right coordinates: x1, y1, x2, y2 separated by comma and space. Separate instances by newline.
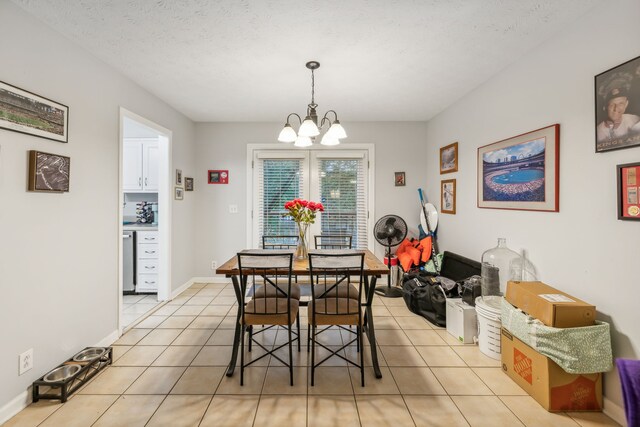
184, 177, 194, 191
394, 172, 406, 187
617, 162, 640, 220
175, 186, 184, 200
175, 169, 183, 186
477, 124, 559, 212
0, 81, 69, 143
595, 55, 640, 153
440, 142, 458, 174
441, 179, 456, 214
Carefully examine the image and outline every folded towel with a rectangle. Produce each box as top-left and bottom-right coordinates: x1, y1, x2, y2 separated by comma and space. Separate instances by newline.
616, 358, 640, 427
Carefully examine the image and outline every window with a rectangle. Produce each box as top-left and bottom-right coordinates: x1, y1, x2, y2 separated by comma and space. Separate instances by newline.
250, 147, 373, 250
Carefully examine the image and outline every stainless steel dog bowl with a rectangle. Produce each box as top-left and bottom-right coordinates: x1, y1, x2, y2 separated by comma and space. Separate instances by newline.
43, 365, 81, 383
72, 347, 107, 362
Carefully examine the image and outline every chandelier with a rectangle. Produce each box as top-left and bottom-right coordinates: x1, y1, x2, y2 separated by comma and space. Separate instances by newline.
277, 61, 347, 147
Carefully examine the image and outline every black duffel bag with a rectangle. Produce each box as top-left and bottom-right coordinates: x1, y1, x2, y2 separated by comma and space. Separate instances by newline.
402, 273, 458, 327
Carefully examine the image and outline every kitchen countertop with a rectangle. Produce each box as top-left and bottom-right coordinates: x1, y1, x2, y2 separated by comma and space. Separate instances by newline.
123, 223, 158, 231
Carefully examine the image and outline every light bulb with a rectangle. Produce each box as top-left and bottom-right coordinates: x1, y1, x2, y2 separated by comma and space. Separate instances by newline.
298, 117, 320, 137
278, 124, 297, 143
320, 134, 340, 146
326, 121, 347, 139
294, 136, 313, 147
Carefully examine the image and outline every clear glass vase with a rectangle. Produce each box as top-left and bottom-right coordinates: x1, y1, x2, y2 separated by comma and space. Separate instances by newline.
481, 238, 519, 297
295, 222, 309, 260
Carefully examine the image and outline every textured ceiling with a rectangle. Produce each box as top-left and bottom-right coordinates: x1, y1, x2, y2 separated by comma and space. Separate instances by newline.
14, 0, 601, 122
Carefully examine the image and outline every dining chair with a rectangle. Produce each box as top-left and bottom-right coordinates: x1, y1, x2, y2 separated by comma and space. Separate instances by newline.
308, 251, 366, 386
237, 251, 299, 386
262, 235, 299, 249
314, 234, 352, 249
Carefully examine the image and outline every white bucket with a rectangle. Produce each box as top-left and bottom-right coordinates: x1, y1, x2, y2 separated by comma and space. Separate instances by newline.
475, 296, 502, 360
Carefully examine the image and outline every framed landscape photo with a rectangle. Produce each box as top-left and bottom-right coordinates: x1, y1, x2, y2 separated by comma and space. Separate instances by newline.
617, 162, 640, 220
28, 150, 70, 192
440, 142, 458, 174
0, 81, 69, 143
441, 179, 456, 214
184, 177, 194, 191
595, 55, 640, 153
477, 124, 559, 212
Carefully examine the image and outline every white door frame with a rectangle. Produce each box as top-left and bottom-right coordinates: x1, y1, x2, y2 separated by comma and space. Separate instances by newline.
118, 107, 172, 334
246, 143, 375, 251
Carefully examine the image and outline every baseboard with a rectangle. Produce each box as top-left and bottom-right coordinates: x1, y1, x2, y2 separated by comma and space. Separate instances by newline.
0, 389, 30, 425
604, 397, 627, 426
0, 328, 121, 425
191, 276, 229, 284
171, 278, 195, 299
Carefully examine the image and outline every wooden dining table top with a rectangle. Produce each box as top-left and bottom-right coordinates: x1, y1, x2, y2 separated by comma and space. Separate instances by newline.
216, 249, 389, 276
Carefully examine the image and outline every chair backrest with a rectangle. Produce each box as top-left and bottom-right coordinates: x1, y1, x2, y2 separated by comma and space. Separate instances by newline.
308, 251, 365, 318
236, 251, 293, 318
314, 234, 353, 249
262, 235, 299, 250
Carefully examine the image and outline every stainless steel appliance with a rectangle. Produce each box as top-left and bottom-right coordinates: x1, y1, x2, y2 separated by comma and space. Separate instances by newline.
123, 231, 135, 292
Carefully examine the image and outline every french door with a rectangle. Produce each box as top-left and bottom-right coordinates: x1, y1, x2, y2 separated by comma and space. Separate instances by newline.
251, 148, 372, 250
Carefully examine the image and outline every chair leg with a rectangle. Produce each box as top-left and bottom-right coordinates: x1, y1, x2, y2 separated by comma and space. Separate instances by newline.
296, 312, 301, 352
240, 325, 246, 386
310, 325, 316, 386
359, 325, 365, 387
248, 325, 252, 352
288, 324, 294, 386
356, 326, 360, 353
307, 324, 311, 352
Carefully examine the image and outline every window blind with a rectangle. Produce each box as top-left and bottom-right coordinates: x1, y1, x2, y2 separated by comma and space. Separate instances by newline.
317, 158, 368, 249
256, 158, 304, 246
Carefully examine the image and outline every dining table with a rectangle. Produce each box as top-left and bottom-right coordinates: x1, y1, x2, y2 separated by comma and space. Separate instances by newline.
216, 248, 389, 379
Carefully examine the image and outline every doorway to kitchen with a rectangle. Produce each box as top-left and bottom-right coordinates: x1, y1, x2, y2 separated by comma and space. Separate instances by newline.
118, 108, 172, 331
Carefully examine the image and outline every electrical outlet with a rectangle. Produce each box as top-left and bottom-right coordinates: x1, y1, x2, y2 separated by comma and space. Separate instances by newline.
19, 349, 33, 375
229, 204, 238, 214
211, 260, 217, 270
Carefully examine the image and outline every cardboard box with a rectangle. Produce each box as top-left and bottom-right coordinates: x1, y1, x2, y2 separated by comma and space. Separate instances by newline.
505, 281, 595, 328
446, 298, 477, 344
501, 328, 602, 412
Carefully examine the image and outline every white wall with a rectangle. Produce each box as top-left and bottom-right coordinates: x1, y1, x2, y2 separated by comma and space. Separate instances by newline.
194, 122, 428, 276
0, 1, 196, 414
425, 0, 639, 414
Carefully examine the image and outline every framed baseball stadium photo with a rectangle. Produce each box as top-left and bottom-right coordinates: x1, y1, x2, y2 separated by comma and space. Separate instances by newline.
595, 55, 640, 153
0, 81, 69, 143
477, 124, 559, 212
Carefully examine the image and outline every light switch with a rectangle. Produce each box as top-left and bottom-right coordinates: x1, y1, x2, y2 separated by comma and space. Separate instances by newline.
229, 204, 238, 214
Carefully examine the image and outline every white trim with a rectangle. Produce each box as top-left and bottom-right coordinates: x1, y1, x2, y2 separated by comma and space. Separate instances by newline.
0, 390, 31, 425
0, 328, 122, 425
118, 108, 173, 334
191, 276, 230, 284
603, 397, 627, 426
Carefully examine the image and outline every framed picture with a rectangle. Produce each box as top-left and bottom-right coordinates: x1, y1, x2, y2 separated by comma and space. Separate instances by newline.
595, 55, 640, 153
174, 186, 184, 200
441, 179, 456, 214
28, 150, 70, 192
0, 81, 69, 143
175, 169, 183, 186
617, 162, 640, 220
208, 170, 229, 184
440, 142, 458, 174
477, 124, 560, 212
184, 177, 194, 191
394, 172, 405, 187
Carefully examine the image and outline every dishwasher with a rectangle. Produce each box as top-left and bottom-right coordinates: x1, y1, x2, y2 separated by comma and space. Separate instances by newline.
123, 231, 135, 292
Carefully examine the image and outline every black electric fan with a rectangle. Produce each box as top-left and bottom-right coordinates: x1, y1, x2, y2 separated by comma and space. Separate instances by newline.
373, 215, 408, 298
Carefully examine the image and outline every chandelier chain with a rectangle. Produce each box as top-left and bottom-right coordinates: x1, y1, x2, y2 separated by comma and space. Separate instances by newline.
310, 68, 315, 106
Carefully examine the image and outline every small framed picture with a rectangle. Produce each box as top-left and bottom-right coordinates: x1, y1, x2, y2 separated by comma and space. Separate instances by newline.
394, 172, 406, 187
440, 142, 458, 174
184, 177, 194, 191
175, 169, 183, 186
441, 179, 456, 214
28, 150, 70, 192
617, 162, 640, 220
208, 170, 229, 184
175, 186, 184, 200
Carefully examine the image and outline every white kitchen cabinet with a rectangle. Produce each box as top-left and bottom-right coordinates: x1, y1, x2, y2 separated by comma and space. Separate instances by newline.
123, 138, 159, 192
136, 230, 159, 293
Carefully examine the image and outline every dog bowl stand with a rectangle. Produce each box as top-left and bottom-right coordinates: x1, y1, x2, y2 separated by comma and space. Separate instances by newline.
32, 347, 113, 403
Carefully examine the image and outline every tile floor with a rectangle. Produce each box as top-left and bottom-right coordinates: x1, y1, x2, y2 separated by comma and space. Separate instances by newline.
122, 294, 162, 329
6, 282, 620, 427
